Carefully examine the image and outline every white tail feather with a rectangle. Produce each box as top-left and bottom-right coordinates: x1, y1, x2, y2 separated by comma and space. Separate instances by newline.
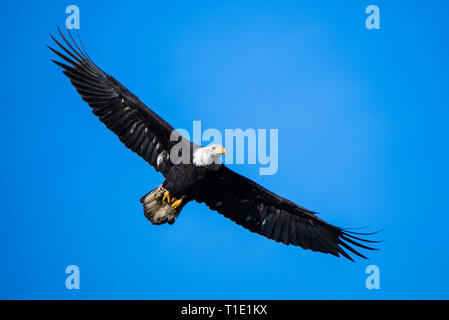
140, 185, 185, 225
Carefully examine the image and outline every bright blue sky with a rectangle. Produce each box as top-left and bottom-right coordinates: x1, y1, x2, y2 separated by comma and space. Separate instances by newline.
1, 0, 448, 299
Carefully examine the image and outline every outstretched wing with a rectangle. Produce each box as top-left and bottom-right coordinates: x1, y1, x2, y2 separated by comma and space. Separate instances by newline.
48, 28, 189, 177
194, 166, 379, 261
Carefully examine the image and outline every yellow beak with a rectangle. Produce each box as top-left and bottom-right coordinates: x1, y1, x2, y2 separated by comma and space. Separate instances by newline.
220, 147, 227, 154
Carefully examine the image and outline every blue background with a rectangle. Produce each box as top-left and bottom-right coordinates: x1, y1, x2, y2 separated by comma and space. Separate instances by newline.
1, 0, 448, 299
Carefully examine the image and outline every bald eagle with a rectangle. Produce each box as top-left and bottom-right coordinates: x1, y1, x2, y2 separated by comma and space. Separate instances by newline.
49, 28, 378, 261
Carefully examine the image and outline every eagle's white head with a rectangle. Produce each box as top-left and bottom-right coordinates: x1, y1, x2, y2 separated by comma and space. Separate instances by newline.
193, 144, 226, 167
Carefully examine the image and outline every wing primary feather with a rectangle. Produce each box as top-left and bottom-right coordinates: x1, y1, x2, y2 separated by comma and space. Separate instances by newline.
340, 235, 378, 251
342, 229, 382, 236
76, 29, 93, 61
51, 59, 73, 71
50, 40, 100, 79
336, 247, 354, 261
48, 45, 79, 67
54, 28, 103, 78
339, 241, 368, 259
57, 26, 85, 60
49, 35, 82, 64
342, 232, 382, 243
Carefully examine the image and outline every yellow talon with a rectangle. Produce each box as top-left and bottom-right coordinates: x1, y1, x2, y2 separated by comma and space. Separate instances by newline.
163, 191, 171, 203
171, 199, 183, 209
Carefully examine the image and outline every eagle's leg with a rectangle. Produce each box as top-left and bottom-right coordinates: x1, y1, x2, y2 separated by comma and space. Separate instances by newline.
163, 190, 183, 209
162, 190, 171, 203
171, 198, 183, 209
